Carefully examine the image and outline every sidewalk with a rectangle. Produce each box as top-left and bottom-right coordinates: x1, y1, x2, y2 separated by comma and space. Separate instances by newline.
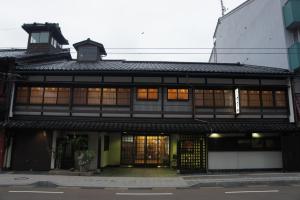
0, 172, 300, 188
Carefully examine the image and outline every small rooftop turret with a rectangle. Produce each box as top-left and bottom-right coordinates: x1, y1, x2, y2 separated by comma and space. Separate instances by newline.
73, 38, 107, 62
22, 22, 69, 54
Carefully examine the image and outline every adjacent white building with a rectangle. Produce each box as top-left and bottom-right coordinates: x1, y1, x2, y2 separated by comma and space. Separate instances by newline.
210, 0, 300, 71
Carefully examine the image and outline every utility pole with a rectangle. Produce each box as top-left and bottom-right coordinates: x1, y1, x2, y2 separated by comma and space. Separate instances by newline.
220, 0, 227, 16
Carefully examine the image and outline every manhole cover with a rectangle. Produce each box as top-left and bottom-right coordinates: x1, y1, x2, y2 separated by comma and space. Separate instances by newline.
14, 177, 29, 180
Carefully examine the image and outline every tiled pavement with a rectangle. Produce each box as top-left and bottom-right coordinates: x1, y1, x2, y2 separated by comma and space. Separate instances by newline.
1, 171, 300, 188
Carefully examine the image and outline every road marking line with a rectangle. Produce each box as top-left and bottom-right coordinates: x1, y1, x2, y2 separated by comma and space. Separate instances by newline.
8, 191, 64, 194
225, 190, 279, 194
116, 192, 173, 196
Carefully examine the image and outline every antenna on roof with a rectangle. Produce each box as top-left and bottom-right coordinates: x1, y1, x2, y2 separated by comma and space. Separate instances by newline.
220, 0, 227, 16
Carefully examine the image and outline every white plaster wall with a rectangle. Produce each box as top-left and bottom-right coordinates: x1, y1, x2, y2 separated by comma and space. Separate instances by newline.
211, 0, 291, 69
208, 151, 283, 170
108, 133, 121, 166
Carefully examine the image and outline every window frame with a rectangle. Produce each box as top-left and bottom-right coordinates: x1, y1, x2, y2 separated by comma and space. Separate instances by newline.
167, 88, 189, 101
194, 88, 234, 108
240, 90, 261, 108
30, 32, 50, 44
136, 88, 159, 101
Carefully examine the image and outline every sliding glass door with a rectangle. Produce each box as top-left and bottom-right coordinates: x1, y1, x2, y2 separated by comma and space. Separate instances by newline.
121, 135, 170, 167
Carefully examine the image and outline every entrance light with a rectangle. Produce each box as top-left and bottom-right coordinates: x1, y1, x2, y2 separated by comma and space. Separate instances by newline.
252, 133, 262, 138
209, 133, 222, 138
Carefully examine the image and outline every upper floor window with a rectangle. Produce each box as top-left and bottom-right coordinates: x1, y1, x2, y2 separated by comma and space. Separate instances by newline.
240, 90, 260, 107
137, 88, 158, 101
167, 88, 188, 101
195, 89, 233, 107
30, 32, 49, 43
87, 88, 101, 105
275, 91, 287, 107
240, 90, 287, 108
102, 88, 117, 105
16, 87, 29, 104
117, 88, 131, 105
30, 87, 44, 104
262, 91, 273, 107
43, 87, 70, 105
73, 88, 87, 105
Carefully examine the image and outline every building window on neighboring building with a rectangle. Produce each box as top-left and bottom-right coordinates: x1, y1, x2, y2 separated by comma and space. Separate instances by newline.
137, 88, 158, 100
30, 32, 49, 43
117, 88, 131, 105
87, 88, 101, 105
102, 88, 117, 105
73, 88, 87, 105
44, 87, 58, 104
275, 91, 287, 107
262, 91, 274, 107
30, 87, 44, 104
16, 87, 29, 104
167, 88, 188, 101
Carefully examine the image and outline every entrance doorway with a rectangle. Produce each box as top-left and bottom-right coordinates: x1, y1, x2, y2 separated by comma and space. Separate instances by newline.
121, 135, 170, 167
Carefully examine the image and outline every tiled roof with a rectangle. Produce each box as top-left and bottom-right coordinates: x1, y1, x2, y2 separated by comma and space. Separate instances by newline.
1, 119, 297, 133
0, 49, 27, 58
0, 49, 72, 61
16, 60, 291, 75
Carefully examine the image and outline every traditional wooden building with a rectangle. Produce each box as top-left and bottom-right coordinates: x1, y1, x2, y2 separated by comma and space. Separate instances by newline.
1, 23, 300, 172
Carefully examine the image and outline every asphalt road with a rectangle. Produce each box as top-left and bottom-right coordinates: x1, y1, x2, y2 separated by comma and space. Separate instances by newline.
0, 186, 300, 200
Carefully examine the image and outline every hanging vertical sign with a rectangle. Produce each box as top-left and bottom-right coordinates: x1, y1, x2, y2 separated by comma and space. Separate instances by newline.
235, 88, 240, 114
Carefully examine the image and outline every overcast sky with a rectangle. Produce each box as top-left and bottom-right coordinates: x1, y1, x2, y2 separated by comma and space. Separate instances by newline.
0, 0, 246, 62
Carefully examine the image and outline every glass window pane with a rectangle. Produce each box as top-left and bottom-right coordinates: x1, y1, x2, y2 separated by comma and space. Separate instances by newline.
16, 87, 29, 104
240, 90, 248, 107
148, 88, 158, 100
137, 88, 148, 100
30, 87, 44, 104
204, 90, 214, 107
102, 88, 116, 105
248, 90, 260, 107
30, 33, 39, 43
87, 88, 101, 105
44, 87, 58, 104
262, 91, 273, 107
39, 32, 49, 43
194, 89, 204, 106
117, 88, 130, 105
275, 91, 286, 107
167, 89, 177, 100
224, 90, 233, 107
214, 90, 224, 107
73, 88, 87, 105
178, 89, 188, 100
57, 88, 70, 105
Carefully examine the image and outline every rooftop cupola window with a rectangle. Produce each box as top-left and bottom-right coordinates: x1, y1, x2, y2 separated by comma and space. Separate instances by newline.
73, 38, 107, 62
22, 22, 69, 54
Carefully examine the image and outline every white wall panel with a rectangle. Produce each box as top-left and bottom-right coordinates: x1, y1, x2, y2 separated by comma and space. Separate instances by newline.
208, 151, 282, 170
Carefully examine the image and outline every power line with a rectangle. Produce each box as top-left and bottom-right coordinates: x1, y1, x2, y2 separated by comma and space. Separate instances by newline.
0, 47, 298, 50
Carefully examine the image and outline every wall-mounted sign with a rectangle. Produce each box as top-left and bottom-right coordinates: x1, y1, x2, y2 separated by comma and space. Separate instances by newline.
235, 88, 240, 114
